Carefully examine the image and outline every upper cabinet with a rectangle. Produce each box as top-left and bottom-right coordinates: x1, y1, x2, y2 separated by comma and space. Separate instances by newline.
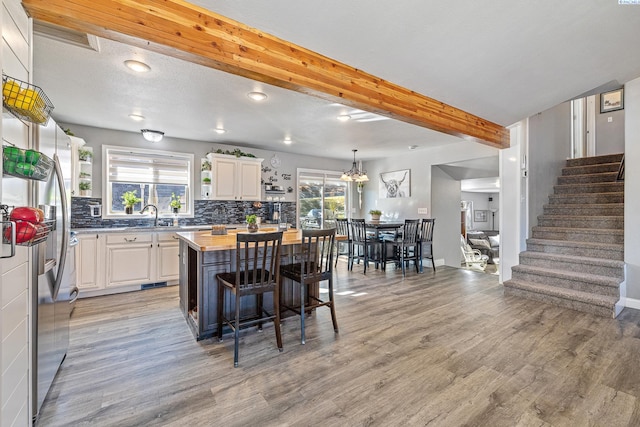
70, 136, 92, 197
207, 153, 263, 201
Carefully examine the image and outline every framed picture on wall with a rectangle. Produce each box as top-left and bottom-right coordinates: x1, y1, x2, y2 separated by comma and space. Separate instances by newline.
379, 169, 411, 198
474, 210, 488, 222
600, 88, 624, 113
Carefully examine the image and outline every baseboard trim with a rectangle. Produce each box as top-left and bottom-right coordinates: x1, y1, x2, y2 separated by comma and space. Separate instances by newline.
625, 297, 640, 310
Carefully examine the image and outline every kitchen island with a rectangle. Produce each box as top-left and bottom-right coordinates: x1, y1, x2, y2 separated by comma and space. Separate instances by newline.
176, 228, 342, 340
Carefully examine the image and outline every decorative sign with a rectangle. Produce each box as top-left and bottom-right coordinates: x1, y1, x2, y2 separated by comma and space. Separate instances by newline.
281, 173, 292, 181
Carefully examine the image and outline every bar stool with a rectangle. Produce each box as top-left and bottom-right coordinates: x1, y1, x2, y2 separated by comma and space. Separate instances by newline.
280, 228, 338, 344
216, 231, 284, 367
334, 218, 352, 267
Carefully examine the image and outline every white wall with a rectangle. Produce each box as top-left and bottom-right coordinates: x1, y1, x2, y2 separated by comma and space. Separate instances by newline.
432, 166, 462, 267
595, 93, 625, 155
624, 77, 640, 303
527, 102, 572, 229
461, 192, 500, 231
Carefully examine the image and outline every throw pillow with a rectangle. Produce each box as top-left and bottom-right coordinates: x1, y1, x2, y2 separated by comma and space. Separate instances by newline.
489, 235, 500, 247
469, 238, 491, 249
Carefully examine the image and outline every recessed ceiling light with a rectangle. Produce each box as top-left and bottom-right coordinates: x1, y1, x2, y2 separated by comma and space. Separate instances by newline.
247, 91, 267, 101
124, 60, 151, 72
214, 128, 227, 134
337, 114, 351, 122
141, 129, 164, 142
129, 114, 145, 121
408, 145, 418, 150
283, 137, 292, 145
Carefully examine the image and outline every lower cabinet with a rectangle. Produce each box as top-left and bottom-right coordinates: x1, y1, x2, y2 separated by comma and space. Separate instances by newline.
76, 231, 180, 297
105, 233, 154, 287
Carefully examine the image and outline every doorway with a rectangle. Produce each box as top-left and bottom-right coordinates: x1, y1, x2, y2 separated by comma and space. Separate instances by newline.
297, 169, 348, 229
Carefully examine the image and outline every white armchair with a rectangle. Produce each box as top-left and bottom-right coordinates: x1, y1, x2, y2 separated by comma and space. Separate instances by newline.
460, 235, 488, 270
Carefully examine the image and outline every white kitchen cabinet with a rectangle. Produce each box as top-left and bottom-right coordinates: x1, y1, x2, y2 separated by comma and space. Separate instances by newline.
156, 232, 180, 281
105, 233, 153, 287
77, 231, 180, 297
207, 153, 263, 201
76, 233, 105, 291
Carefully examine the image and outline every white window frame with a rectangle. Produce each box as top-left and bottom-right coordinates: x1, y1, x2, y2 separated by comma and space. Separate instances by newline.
102, 145, 194, 218
296, 168, 350, 229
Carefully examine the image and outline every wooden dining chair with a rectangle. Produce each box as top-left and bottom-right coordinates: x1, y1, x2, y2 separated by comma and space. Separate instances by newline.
418, 218, 436, 272
382, 219, 421, 276
350, 219, 381, 273
334, 218, 352, 267
216, 231, 283, 367
280, 228, 338, 344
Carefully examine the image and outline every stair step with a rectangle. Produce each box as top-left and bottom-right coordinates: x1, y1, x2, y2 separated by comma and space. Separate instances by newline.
531, 226, 624, 244
557, 172, 618, 185
504, 279, 619, 317
565, 153, 624, 167
519, 251, 624, 279
526, 238, 623, 260
553, 182, 624, 194
562, 162, 622, 176
537, 215, 623, 229
543, 203, 624, 216
548, 192, 624, 205
511, 265, 620, 297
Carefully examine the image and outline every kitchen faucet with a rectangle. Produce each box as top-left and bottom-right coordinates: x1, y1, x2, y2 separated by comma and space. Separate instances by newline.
140, 204, 158, 227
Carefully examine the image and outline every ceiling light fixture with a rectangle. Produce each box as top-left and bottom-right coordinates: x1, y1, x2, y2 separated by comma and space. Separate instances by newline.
214, 128, 227, 134
247, 91, 267, 101
129, 114, 145, 121
337, 114, 351, 122
124, 60, 151, 72
340, 149, 369, 182
141, 129, 164, 142
283, 137, 292, 145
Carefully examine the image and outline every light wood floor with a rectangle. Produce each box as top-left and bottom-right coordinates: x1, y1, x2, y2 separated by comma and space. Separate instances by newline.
37, 264, 640, 426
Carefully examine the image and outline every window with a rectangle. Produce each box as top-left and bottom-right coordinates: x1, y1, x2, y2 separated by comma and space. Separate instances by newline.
103, 145, 194, 217
297, 169, 348, 229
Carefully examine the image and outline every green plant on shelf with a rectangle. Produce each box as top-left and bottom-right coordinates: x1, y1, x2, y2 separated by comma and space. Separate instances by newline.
78, 181, 91, 191
202, 177, 211, 184
79, 172, 91, 178
78, 148, 92, 162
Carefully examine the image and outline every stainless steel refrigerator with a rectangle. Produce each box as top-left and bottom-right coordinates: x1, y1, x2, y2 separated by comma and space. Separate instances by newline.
32, 119, 77, 422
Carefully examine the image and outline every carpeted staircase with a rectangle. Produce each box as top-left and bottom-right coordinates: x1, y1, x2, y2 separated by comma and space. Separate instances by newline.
504, 153, 624, 317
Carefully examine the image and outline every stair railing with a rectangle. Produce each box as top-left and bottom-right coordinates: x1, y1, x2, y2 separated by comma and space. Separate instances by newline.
617, 154, 625, 181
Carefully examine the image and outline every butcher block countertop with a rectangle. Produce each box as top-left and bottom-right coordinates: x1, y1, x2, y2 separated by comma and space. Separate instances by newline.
176, 228, 344, 252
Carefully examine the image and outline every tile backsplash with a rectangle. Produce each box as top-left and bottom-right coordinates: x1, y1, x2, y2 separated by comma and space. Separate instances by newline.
71, 197, 297, 229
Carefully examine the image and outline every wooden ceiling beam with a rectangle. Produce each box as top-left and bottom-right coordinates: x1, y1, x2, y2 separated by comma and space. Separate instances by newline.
22, 0, 510, 148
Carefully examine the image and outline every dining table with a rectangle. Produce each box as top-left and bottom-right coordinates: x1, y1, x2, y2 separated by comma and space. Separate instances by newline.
365, 221, 404, 240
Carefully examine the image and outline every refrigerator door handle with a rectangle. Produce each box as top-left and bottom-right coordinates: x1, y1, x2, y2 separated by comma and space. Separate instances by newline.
52, 153, 69, 300
69, 286, 79, 304
0, 221, 16, 258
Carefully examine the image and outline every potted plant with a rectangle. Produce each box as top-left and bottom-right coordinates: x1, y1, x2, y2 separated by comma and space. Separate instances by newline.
78, 181, 91, 196
170, 192, 182, 214
369, 209, 382, 221
78, 148, 92, 162
246, 214, 259, 232
202, 177, 211, 185
121, 190, 141, 214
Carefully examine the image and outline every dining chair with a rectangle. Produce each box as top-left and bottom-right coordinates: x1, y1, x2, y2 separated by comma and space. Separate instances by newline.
280, 228, 338, 344
350, 219, 381, 273
334, 218, 352, 267
418, 218, 436, 272
216, 231, 284, 367
382, 219, 421, 276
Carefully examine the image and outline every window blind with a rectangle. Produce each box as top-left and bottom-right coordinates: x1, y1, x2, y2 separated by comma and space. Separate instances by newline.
107, 149, 190, 185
